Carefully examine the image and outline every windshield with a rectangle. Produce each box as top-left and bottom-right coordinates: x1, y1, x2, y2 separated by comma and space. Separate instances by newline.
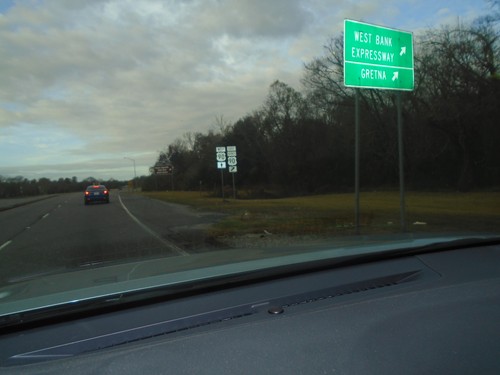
1, 0, 499, 321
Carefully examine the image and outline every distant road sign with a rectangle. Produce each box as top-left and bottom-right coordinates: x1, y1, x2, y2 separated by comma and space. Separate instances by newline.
216, 146, 227, 169
344, 19, 414, 91
216, 145, 237, 170
154, 165, 172, 175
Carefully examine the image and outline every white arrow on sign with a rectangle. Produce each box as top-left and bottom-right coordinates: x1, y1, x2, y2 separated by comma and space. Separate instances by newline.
392, 71, 399, 81
400, 46, 406, 56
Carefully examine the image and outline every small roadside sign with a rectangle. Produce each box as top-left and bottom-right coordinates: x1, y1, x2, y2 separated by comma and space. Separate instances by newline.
153, 164, 173, 175
216, 145, 238, 198
216, 146, 227, 169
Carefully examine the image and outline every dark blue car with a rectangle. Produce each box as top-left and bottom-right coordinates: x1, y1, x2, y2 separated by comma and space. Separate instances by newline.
84, 185, 110, 205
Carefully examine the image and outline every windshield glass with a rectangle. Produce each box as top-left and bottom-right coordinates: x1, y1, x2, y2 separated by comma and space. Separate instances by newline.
1, 0, 499, 320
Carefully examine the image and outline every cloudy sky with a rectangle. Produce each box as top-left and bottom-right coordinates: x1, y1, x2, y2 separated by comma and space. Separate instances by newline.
0, 0, 491, 181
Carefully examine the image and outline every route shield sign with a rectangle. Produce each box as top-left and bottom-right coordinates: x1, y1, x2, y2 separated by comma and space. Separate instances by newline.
216, 145, 238, 171
344, 20, 414, 90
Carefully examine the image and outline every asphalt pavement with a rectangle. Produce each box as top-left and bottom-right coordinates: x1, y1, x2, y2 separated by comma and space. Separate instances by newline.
0, 195, 57, 211
0, 191, 226, 286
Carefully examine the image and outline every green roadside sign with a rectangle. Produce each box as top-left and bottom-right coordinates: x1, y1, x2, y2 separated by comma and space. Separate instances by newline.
344, 19, 414, 90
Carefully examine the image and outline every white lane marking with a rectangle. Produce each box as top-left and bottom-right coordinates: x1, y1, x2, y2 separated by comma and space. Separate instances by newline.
42, 213, 49, 219
0, 240, 12, 252
118, 194, 189, 256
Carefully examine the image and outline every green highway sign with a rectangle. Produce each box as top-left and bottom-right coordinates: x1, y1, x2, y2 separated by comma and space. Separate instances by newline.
344, 19, 414, 90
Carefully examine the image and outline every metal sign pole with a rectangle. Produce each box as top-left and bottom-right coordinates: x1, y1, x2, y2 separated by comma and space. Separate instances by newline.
232, 173, 236, 199
397, 92, 406, 231
355, 89, 360, 234
221, 169, 224, 201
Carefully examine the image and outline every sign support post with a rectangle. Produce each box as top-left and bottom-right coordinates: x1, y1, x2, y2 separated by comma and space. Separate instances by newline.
232, 173, 236, 199
220, 169, 225, 201
397, 92, 406, 231
355, 89, 360, 234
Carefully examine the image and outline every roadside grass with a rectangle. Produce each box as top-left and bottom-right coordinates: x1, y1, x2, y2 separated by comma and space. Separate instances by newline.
140, 191, 500, 238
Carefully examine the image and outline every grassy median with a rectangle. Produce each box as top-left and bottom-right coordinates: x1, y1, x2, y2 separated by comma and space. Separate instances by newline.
140, 190, 500, 238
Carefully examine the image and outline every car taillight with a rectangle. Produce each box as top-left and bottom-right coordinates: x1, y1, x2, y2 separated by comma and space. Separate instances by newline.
85, 191, 89, 196
104, 190, 108, 194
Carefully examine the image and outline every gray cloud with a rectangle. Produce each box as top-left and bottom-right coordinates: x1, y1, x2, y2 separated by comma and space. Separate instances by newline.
195, 0, 313, 38
0, 0, 487, 180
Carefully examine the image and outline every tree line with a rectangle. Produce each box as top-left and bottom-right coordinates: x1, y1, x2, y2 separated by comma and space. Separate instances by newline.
145, 15, 499, 196
0, 176, 126, 198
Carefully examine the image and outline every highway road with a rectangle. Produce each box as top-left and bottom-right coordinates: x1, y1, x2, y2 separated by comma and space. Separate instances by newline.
0, 191, 226, 286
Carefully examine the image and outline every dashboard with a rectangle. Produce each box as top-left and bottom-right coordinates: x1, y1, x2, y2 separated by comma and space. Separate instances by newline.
0, 242, 499, 374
